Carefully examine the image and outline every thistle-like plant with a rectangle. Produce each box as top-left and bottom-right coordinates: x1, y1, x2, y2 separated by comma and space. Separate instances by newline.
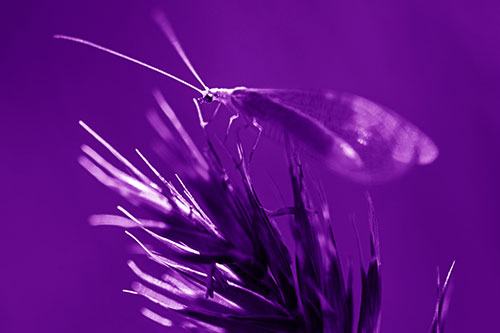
80, 90, 454, 332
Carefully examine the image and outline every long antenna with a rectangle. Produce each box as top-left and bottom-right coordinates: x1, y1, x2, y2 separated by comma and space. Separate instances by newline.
54, 34, 204, 94
152, 11, 209, 91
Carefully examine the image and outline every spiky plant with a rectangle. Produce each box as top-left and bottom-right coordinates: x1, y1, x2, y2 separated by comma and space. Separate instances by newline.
79, 90, 453, 332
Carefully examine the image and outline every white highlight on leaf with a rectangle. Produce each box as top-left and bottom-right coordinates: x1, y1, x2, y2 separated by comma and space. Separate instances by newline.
140, 307, 172, 327
118, 206, 200, 255
89, 214, 167, 229
125, 281, 186, 310
125, 230, 205, 278
80, 145, 171, 214
79, 120, 161, 191
128, 260, 196, 296
135, 149, 169, 187
215, 263, 241, 283
161, 273, 199, 298
175, 173, 222, 239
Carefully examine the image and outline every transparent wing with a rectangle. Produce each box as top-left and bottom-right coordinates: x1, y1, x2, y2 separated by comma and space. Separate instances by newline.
249, 89, 439, 183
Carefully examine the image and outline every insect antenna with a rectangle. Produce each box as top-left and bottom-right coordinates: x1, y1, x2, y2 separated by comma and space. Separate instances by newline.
53, 34, 204, 94
152, 11, 209, 92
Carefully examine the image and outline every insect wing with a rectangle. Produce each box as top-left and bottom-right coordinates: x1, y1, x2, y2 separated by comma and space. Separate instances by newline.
254, 89, 438, 182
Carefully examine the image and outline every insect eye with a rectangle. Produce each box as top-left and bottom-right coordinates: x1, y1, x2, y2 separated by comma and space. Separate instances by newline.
202, 94, 214, 103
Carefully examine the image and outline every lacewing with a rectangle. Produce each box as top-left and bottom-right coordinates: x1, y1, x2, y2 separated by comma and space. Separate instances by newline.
54, 12, 438, 184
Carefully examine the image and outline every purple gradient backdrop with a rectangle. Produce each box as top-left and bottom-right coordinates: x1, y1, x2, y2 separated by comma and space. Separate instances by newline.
2, 1, 499, 332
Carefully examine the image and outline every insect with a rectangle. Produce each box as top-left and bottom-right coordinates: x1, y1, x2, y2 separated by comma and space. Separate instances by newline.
55, 12, 438, 184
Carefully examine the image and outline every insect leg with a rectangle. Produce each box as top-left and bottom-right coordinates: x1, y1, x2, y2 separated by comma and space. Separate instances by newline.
248, 118, 263, 162
193, 98, 208, 129
209, 102, 222, 122
193, 99, 223, 133
224, 113, 240, 143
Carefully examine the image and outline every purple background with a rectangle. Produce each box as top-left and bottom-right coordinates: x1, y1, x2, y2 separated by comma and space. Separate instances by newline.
2, 1, 499, 332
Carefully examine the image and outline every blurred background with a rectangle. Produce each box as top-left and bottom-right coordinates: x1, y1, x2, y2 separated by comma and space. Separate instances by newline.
2, 0, 499, 332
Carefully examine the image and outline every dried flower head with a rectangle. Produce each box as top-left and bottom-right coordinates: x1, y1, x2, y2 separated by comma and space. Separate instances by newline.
80, 90, 453, 332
